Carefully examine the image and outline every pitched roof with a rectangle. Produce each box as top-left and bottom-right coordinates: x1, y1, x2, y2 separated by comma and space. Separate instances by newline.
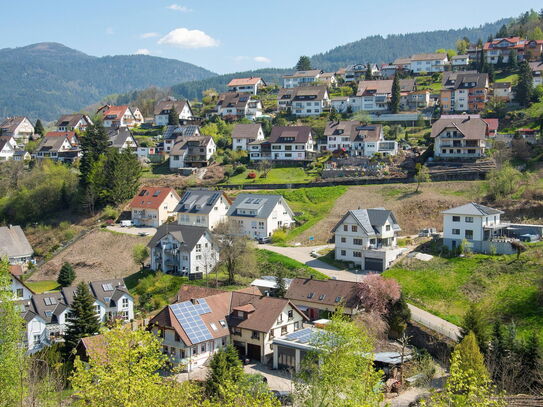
129, 186, 180, 210
442, 202, 503, 216
529, 61, 543, 73
356, 79, 415, 97
88, 279, 131, 307
55, 114, 91, 128
493, 81, 511, 89
431, 116, 488, 140
392, 57, 412, 65
269, 126, 313, 143
154, 99, 189, 116
44, 131, 78, 144
324, 121, 383, 143
227, 77, 265, 86
283, 70, 322, 78
226, 193, 294, 219
411, 53, 448, 61
484, 37, 525, 50
231, 123, 262, 139
163, 125, 200, 140
107, 127, 137, 148
79, 334, 107, 361
0, 137, 13, 152
0, 116, 30, 133
217, 92, 254, 109
286, 278, 362, 309
175, 189, 230, 215
332, 208, 401, 235
36, 134, 73, 153
442, 72, 488, 90
170, 136, 213, 156
482, 118, 499, 132
100, 105, 130, 119
147, 224, 210, 252
0, 225, 33, 259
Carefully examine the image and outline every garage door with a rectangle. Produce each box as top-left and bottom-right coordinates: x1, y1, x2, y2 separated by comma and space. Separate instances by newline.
364, 257, 384, 272
247, 344, 261, 361
277, 345, 296, 369
233, 341, 245, 357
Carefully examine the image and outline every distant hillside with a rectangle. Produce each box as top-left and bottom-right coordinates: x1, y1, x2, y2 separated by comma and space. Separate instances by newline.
171, 68, 290, 100
0, 42, 216, 121
310, 19, 511, 71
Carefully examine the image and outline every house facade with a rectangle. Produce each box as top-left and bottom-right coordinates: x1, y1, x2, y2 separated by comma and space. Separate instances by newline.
0, 116, 34, 144
35, 132, 81, 162
227, 77, 266, 94
98, 105, 139, 128
169, 136, 216, 170
530, 62, 543, 88
323, 121, 397, 157
282, 70, 323, 88
0, 136, 16, 160
409, 53, 448, 73
215, 92, 262, 120
277, 86, 330, 117
332, 208, 403, 272
129, 186, 181, 227
55, 114, 93, 132
176, 189, 230, 231
154, 99, 194, 126
107, 127, 138, 150
0, 225, 33, 265
432, 115, 489, 159
232, 123, 265, 151
493, 82, 514, 102
440, 72, 489, 113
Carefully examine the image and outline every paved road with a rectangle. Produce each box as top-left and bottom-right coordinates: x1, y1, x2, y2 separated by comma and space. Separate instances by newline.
261, 244, 461, 341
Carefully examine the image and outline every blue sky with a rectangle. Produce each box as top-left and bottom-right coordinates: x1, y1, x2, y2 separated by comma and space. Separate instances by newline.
1, 1, 541, 74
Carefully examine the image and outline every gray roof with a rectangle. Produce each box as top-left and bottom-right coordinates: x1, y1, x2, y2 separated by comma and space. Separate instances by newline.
154, 99, 190, 116
36, 135, 70, 153
269, 126, 314, 144
0, 225, 33, 259
442, 203, 503, 216
175, 189, 229, 215
442, 72, 488, 90
231, 123, 262, 139
29, 292, 68, 324
55, 114, 91, 128
163, 125, 200, 140
107, 128, 137, 149
147, 224, 211, 252
88, 279, 130, 307
332, 208, 401, 236
226, 194, 294, 219
431, 116, 488, 140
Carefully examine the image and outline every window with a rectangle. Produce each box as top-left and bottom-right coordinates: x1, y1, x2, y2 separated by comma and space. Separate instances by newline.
196, 244, 201, 253
288, 310, 294, 320
452, 229, 460, 235
16, 288, 23, 298
335, 296, 342, 303
94, 305, 101, 314
353, 251, 362, 257
340, 250, 346, 256
318, 294, 326, 301
175, 333, 180, 342
33, 334, 41, 344
452, 216, 460, 222
193, 346, 198, 355
465, 217, 474, 223
281, 326, 288, 335
386, 225, 391, 231
210, 322, 218, 331
201, 343, 206, 353
277, 313, 283, 323
232, 327, 242, 336
307, 292, 314, 299
219, 320, 226, 328
343, 225, 348, 231
465, 230, 473, 239
294, 321, 300, 331
341, 237, 346, 243
122, 298, 129, 308
353, 238, 363, 245
251, 331, 259, 339
269, 329, 275, 339
196, 255, 202, 260
351, 225, 358, 232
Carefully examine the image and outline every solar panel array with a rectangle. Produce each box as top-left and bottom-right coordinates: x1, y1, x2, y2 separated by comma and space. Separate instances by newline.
192, 298, 211, 315
170, 300, 213, 344
286, 328, 315, 344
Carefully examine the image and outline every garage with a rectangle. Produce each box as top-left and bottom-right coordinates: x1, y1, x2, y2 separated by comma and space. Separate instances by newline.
247, 344, 262, 361
233, 340, 245, 357
276, 345, 296, 370
364, 257, 384, 272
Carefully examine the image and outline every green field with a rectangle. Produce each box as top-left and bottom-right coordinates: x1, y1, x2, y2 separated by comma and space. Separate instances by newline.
256, 249, 328, 279
384, 243, 543, 337
26, 280, 60, 293
223, 167, 316, 185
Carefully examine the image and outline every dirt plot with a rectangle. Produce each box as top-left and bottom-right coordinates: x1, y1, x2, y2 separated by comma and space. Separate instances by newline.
29, 229, 151, 284
295, 181, 479, 244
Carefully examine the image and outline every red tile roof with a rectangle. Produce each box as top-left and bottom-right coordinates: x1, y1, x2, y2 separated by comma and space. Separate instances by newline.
102, 105, 130, 119
482, 119, 499, 132
129, 187, 180, 210
227, 77, 263, 87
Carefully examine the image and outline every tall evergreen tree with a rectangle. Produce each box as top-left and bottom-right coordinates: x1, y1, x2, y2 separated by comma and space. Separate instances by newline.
515, 60, 533, 107
274, 266, 288, 298
63, 282, 100, 357
507, 49, 518, 72
34, 119, 45, 137
102, 149, 142, 205
295, 56, 312, 71
390, 74, 401, 114
57, 262, 75, 287
205, 345, 243, 398
167, 105, 179, 126
461, 303, 490, 353
79, 122, 109, 187
365, 64, 373, 80
496, 24, 509, 38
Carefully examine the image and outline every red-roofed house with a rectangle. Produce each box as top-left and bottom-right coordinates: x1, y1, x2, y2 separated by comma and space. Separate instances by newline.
129, 187, 181, 227
98, 105, 142, 128
227, 77, 266, 95
482, 118, 499, 137
482, 37, 543, 64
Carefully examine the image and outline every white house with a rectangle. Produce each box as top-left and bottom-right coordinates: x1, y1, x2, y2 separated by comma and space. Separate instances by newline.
282, 70, 323, 88
493, 82, 514, 102
267, 126, 315, 161
176, 189, 230, 231
169, 136, 216, 170
332, 208, 404, 272
10, 272, 34, 301
148, 224, 219, 276
432, 115, 489, 159
55, 114, 93, 132
0, 136, 16, 160
107, 127, 138, 150
0, 225, 33, 265
35, 132, 81, 163
530, 62, 543, 88
451, 55, 470, 69
129, 186, 181, 227
215, 92, 262, 120
277, 86, 330, 117
227, 77, 266, 94
0, 116, 34, 145
154, 98, 194, 126
440, 72, 489, 113
98, 105, 139, 128
409, 53, 448, 73
226, 194, 295, 239
232, 123, 265, 151
162, 125, 201, 153
323, 121, 397, 157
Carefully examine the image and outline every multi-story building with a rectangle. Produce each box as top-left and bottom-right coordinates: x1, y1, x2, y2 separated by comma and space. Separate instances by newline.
154, 98, 194, 126
176, 189, 230, 231
169, 136, 216, 169
282, 70, 323, 88
431, 115, 489, 159
451, 55, 470, 69
409, 53, 448, 73
162, 125, 201, 152
0, 116, 35, 145
129, 186, 180, 227
215, 92, 262, 120
227, 77, 266, 94
107, 127, 138, 150
232, 123, 265, 151
332, 208, 403, 272
440, 72, 489, 113
483, 37, 543, 64
97, 105, 143, 128
277, 86, 330, 116
35, 132, 81, 163
493, 82, 514, 102
323, 121, 397, 157
55, 114, 93, 132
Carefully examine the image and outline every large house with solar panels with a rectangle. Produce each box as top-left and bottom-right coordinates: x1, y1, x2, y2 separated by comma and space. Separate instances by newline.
149, 285, 307, 370
175, 189, 230, 231
332, 208, 404, 272
147, 224, 219, 277
226, 193, 295, 239
129, 186, 181, 227
215, 92, 263, 120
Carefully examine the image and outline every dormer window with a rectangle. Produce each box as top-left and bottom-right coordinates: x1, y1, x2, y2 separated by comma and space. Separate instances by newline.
335, 296, 342, 303
319, 294, 326, 301
307, 292, 314, 299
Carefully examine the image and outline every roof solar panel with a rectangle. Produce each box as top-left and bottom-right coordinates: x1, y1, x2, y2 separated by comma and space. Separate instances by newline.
170, 301, 213, 344
287, 328, 315, 344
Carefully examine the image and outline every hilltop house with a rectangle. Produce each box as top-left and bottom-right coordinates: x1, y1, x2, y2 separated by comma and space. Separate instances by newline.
147, 224, 219, 276
440, 72, 489, 113
169, 136, 216, 170
343, 64, 379, 82
0, 225, 33, 265
226, 193, 295, 238
97, 105, 142, 128
482, 37, 539, 64
232, 123, 265, 151
107, 127, 138, 150
55, 114, 93, 132
215, 92, 262, 120
431, 115, 489, 159
176, 189, 230, 231
227, 77, 266, 94
277, 86, 330, 116
409, 53, 448, 73
129, 186, 180, 227
332, 208, 403, 272
154, 98, 194, 126
35, 132, 80, 162
282, 70, 323, 88
451, 55, 470, 69
0, 116, 34, 145
323, 121, 397, 156
442, 203, 543, 254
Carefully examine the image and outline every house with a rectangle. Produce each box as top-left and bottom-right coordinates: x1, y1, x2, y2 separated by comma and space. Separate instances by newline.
409, 53, 448, 73
484, 37, 527, 64
162, 125, 201, 152
10, 270, 34, 301
380, 64, 399, 79
176, 189, 230, 231
392, 57, 412, 71
35, 132, 80, 162
323, 121, 397, 157
285, 278, 362, 320
442, 203, 543, 254
282, 70, 323, 88
451, 55, 470, 69
335, 79, 415, 112
530, 62, 543, 88
319, 72, 338, 87
20, 303, 49, 353
404, 89, 431, 110
277, 86, 330, 116
0, 135, 16, 160
493, 82, 514, 102
482, 118, 499, 137
154, 98, 194, 126
332, 208, 403, 272
232, 123, 265, 151
0, 225, 33, 265
107, 127, 138, 150
0, 116, 34, 144
344, 64, 378, 82
149, 286, 307, 369
440, 72, 489, 113
55, 114, 93, 132
129, 186, 181, 227
97, 105, 140, 128
227, 77, 266, 94
215, 92, 262, 120
431, 115, 489, 159
169, 136, 216, 170
226, 193, 295, 238
147, 224, 219, 276
13, 150, 31, 161
264, 126, 316, 161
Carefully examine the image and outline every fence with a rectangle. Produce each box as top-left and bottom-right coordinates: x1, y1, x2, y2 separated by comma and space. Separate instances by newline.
407, 304, 461, 341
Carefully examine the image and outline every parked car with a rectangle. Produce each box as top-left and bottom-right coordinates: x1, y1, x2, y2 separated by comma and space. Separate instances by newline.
258, 236, 271, 244
310, 250, 319, 258
138, 231, 149, 236
120, 220, 133, 227
418, 228, 437, 237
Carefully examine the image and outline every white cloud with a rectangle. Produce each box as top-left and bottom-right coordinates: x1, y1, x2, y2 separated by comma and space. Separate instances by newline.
140, 32, 159, 39
158, 28, 219, 49
105, 27, 115, 35
254, 56, 271, 63
167, 4, 191, 12
135, 48, 151, 55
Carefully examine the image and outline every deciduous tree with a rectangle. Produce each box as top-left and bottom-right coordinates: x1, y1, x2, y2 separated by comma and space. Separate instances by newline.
415, 163, 430, 192
132, 244, 149, 268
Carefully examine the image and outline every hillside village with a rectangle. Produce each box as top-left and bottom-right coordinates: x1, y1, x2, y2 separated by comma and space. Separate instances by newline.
1, 9, 543, 407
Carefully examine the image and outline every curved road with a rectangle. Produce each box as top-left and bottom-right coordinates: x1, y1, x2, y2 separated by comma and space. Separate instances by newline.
260, 244, 461, 341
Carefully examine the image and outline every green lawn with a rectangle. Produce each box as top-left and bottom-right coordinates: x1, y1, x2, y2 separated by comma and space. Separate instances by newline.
256, 249, 328, 279
26, 280, 60, 293
223, 167, 316, 185
384, 244, 543, 338
495, 72, 519, 85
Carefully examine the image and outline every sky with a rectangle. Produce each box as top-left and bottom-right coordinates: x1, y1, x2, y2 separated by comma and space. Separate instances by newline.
1, 1, 541, 74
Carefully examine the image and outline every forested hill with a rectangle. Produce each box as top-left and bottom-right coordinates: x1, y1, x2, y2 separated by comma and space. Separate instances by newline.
0, 42, 216, 121
310, 19, 511, 71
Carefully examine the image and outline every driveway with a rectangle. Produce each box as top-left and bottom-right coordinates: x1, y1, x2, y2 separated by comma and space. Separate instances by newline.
106, 225, 156, 236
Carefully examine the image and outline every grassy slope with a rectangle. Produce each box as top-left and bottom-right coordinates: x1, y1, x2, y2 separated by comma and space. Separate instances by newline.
26, 280, 60, 293
223, 168, 316, 185
384, 243, 543, 337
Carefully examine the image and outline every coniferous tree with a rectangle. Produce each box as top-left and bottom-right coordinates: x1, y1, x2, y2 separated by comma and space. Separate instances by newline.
487, 64, 495, 83
274, 266, 288, 298
79, 122, 109, 188
515, 60, 533, 107
365, 64, 372, 80
496, 24, 509, 38
205, 345, 243, 398
460, 303, 490, 353
102, 149, 142, 205
57, 262, 75, 287
390, 74, 401, 113
34, 119, 45, 137
295, 56, 312, 71
507, 49, 518, 72
63, 282, 100, 357
167, 105, 179, 126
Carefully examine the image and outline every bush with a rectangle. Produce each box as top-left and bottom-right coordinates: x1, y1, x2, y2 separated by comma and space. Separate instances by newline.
101, 205, 120, 221
271, 229, 287, 244
233, 165, 246, 175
